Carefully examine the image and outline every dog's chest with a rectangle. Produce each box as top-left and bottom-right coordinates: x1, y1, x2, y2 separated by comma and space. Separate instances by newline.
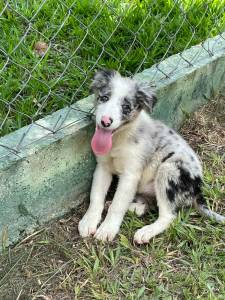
104, 133, 130, 174
109, 147, 129, 174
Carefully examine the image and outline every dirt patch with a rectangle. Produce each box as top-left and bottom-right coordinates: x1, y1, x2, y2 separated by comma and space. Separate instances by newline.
181, 94, 225, 158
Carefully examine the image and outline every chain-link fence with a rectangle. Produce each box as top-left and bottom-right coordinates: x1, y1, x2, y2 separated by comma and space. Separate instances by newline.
1, 0, 225, 158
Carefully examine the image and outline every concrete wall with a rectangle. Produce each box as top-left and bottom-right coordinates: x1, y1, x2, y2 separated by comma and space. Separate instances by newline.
1, 33, 225, 250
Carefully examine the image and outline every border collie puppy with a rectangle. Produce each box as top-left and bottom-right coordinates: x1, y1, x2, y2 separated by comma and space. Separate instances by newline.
78, 69, 225, 244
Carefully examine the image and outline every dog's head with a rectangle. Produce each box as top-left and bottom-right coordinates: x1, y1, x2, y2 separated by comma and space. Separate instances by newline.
90, 69, 157, 155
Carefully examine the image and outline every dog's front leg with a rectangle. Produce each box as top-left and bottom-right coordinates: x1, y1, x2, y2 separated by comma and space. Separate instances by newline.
95, 173, 139, 241
78, 164, 112, 237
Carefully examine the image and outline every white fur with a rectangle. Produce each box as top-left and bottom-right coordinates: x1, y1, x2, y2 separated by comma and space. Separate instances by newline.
79, 110, 201, 243
78, 71, 223, 244
128, 201, 148, 217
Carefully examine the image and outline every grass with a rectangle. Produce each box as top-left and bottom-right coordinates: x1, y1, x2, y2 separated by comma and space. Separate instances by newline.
1, 0, 225, 136
0, 96, 224, 299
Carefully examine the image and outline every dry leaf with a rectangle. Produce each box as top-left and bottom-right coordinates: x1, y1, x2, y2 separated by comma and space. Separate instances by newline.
34, 41, 48, 56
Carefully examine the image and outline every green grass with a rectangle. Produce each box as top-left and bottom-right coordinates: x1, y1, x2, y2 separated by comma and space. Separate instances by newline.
0, 97, 224, 299
1, 0, 225, 136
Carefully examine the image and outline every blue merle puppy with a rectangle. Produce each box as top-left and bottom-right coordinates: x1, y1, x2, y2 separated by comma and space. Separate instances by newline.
78, 69, 225, 244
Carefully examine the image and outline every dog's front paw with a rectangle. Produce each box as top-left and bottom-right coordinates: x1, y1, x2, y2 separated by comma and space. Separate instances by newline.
94, 220, 119, 242
78, 212, 100, 237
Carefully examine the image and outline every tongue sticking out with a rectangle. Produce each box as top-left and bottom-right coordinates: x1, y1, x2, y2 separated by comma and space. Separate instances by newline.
91, 126, 113, 155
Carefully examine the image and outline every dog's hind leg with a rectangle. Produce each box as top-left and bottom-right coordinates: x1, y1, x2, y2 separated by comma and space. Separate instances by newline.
134, 163, 178, 244
128, 195, 149, 217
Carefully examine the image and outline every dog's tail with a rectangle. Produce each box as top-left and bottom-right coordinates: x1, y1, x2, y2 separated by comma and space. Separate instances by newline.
194, 194, 225, 223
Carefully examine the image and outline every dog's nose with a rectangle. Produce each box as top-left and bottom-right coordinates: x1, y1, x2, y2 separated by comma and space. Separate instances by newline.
101, 115, 113, 128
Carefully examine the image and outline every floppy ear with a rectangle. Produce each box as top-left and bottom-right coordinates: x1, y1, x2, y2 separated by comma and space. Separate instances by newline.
90, 69, 116, 94
136, 82, 157, 112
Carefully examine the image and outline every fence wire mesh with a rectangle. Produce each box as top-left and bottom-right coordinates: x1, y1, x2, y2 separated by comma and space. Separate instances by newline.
1, 0, 225, 159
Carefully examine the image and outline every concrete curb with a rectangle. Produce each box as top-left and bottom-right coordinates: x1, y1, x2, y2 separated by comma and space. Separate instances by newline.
1, 33, 225, 249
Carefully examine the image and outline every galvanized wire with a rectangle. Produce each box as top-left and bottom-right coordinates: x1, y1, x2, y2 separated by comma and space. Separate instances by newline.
0, 0, 225, 159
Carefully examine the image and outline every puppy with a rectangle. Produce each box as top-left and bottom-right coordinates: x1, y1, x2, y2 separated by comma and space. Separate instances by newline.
78, 69, 225, 244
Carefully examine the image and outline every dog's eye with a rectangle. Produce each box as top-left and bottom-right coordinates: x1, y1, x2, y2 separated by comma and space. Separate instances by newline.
122, 103, 131, 115
98, 95, 109, 102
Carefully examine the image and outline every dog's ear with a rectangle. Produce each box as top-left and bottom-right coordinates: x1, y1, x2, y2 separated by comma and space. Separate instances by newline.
90, 69, 116, 94
136, 82, 157, 112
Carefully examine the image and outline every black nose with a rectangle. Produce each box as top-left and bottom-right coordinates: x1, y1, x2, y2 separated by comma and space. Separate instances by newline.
101, 117, 113, 128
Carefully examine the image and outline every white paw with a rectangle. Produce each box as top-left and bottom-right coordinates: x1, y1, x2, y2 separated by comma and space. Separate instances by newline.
78, 211, 100, 237
134, 225, 156, 244
94, 220, 119, 242
128, 202, 147, 217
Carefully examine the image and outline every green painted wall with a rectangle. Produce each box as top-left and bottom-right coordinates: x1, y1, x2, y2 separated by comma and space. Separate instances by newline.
1, 33, 225, 250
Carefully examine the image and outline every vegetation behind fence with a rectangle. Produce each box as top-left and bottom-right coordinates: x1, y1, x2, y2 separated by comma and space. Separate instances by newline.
0, 0, 225, 146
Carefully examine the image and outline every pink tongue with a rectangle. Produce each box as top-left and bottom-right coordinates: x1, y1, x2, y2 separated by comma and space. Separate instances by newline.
91, 126, 113, 155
